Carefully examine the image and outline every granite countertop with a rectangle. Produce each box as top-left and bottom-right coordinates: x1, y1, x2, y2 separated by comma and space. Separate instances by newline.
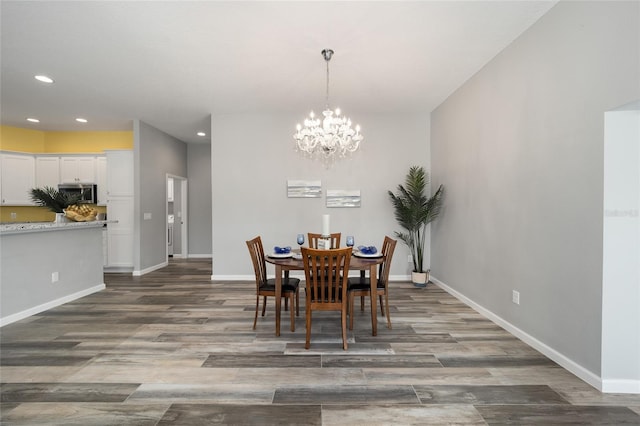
0, 220, 117, 235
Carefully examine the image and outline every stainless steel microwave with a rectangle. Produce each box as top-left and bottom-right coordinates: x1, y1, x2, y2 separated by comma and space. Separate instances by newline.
58, 183, 98, 204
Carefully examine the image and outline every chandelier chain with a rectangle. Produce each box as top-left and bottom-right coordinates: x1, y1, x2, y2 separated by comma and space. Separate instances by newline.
325, 55, 330, 109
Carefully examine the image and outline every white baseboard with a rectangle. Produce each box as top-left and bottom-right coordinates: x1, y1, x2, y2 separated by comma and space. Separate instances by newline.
187, 254, 212, 259
0, 284, 106, 327
432, 276, 608, 393
133, 261, 167, 276
212, 275, 253, 281
104, 266, 133, 273
602, 379, 640, 394
390, 274, 411, 282
212, 273, 407, 282
211, 275, 306, 281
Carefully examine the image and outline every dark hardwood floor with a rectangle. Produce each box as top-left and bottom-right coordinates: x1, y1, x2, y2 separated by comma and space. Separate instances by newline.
1, 258, 639, 425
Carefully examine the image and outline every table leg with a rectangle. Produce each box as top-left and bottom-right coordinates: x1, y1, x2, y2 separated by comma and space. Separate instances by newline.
369, 264, 377, 336
275, 265, 282, 336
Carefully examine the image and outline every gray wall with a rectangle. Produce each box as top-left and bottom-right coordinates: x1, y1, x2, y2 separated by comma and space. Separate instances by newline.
135, 120, 188, 272
211, 112, 430, 277
188, 142, 212, 256
431, 0, 639, 378
1, 227, 104, 324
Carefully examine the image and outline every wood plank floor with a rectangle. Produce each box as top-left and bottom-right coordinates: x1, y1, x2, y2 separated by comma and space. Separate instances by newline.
1, 258, 639, 425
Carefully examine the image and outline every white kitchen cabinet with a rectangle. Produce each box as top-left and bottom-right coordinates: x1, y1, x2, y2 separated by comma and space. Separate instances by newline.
105, 150, 134, 269
60, 156, 96, 183
1, 153, 35, 205
105, 150, 133, 197
106, 196, 134, 268
35, 156, 60, 189
95, 156, 107, 205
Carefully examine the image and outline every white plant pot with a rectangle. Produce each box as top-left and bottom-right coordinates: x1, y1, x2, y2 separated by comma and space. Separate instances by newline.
412, 270, 430, 287
54, 212, 68, 223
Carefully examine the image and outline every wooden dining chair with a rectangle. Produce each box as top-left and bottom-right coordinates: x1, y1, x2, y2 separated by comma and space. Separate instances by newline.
301, 247, 352, 350
347, 236, 397, 330
246, 236, 300, 331
307, 232, 343, 282
308, 232, 342, 249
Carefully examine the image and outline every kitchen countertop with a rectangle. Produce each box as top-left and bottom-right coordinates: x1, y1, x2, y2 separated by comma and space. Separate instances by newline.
0, 220, 116, 235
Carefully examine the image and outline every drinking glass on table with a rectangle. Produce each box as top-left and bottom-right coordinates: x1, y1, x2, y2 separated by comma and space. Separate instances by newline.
296, 233, 305, 247
346, 235, 354, 248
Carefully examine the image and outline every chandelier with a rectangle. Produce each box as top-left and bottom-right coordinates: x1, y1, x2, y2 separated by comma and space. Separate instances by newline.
294, 49, 363, 166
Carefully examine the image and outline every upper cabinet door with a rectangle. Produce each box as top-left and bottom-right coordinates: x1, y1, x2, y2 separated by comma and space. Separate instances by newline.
35, 156, 60, 189
59, 157, 78, 183
76, 157, 96, 182
60, 156, 96, 183
1, 153, 35, 205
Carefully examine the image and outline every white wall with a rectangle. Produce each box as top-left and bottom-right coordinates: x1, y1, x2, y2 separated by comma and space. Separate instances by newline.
431, 0, 639, 389
602, 106, 640, 393
211, 112, 430, 278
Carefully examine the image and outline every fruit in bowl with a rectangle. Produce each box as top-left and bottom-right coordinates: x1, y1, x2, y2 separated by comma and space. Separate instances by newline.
64, 204, 98, 222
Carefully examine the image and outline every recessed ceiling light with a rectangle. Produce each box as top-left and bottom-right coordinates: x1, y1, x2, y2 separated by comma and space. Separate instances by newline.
34, 75, 54, 83
197, 132, 206, 137
27, 118, 40, 123
76, 118, 88, 123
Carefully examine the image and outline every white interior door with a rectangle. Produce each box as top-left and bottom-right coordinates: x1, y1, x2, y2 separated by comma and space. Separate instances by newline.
167, 174, 187, 259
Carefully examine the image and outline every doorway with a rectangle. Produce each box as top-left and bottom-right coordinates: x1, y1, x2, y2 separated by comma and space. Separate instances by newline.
167, 174, 188, 260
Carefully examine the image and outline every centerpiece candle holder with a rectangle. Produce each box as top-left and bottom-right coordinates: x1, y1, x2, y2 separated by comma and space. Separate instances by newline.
317, 234, 332, 250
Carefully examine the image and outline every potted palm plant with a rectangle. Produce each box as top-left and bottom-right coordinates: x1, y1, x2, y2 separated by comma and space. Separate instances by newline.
30, 186, 82, 222
388, 166, 444, 287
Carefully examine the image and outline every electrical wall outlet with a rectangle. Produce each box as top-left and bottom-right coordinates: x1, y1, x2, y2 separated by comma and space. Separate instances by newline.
143, 212, 152, 220
51, 272, 59, 283
10, 212, 17, 219
512, 290, 520, 305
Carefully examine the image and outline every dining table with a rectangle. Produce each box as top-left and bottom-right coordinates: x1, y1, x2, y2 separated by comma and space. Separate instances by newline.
265, 250, 385, 337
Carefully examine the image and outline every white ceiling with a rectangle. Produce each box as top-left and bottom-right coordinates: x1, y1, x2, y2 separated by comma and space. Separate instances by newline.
1, 1, 556, 144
